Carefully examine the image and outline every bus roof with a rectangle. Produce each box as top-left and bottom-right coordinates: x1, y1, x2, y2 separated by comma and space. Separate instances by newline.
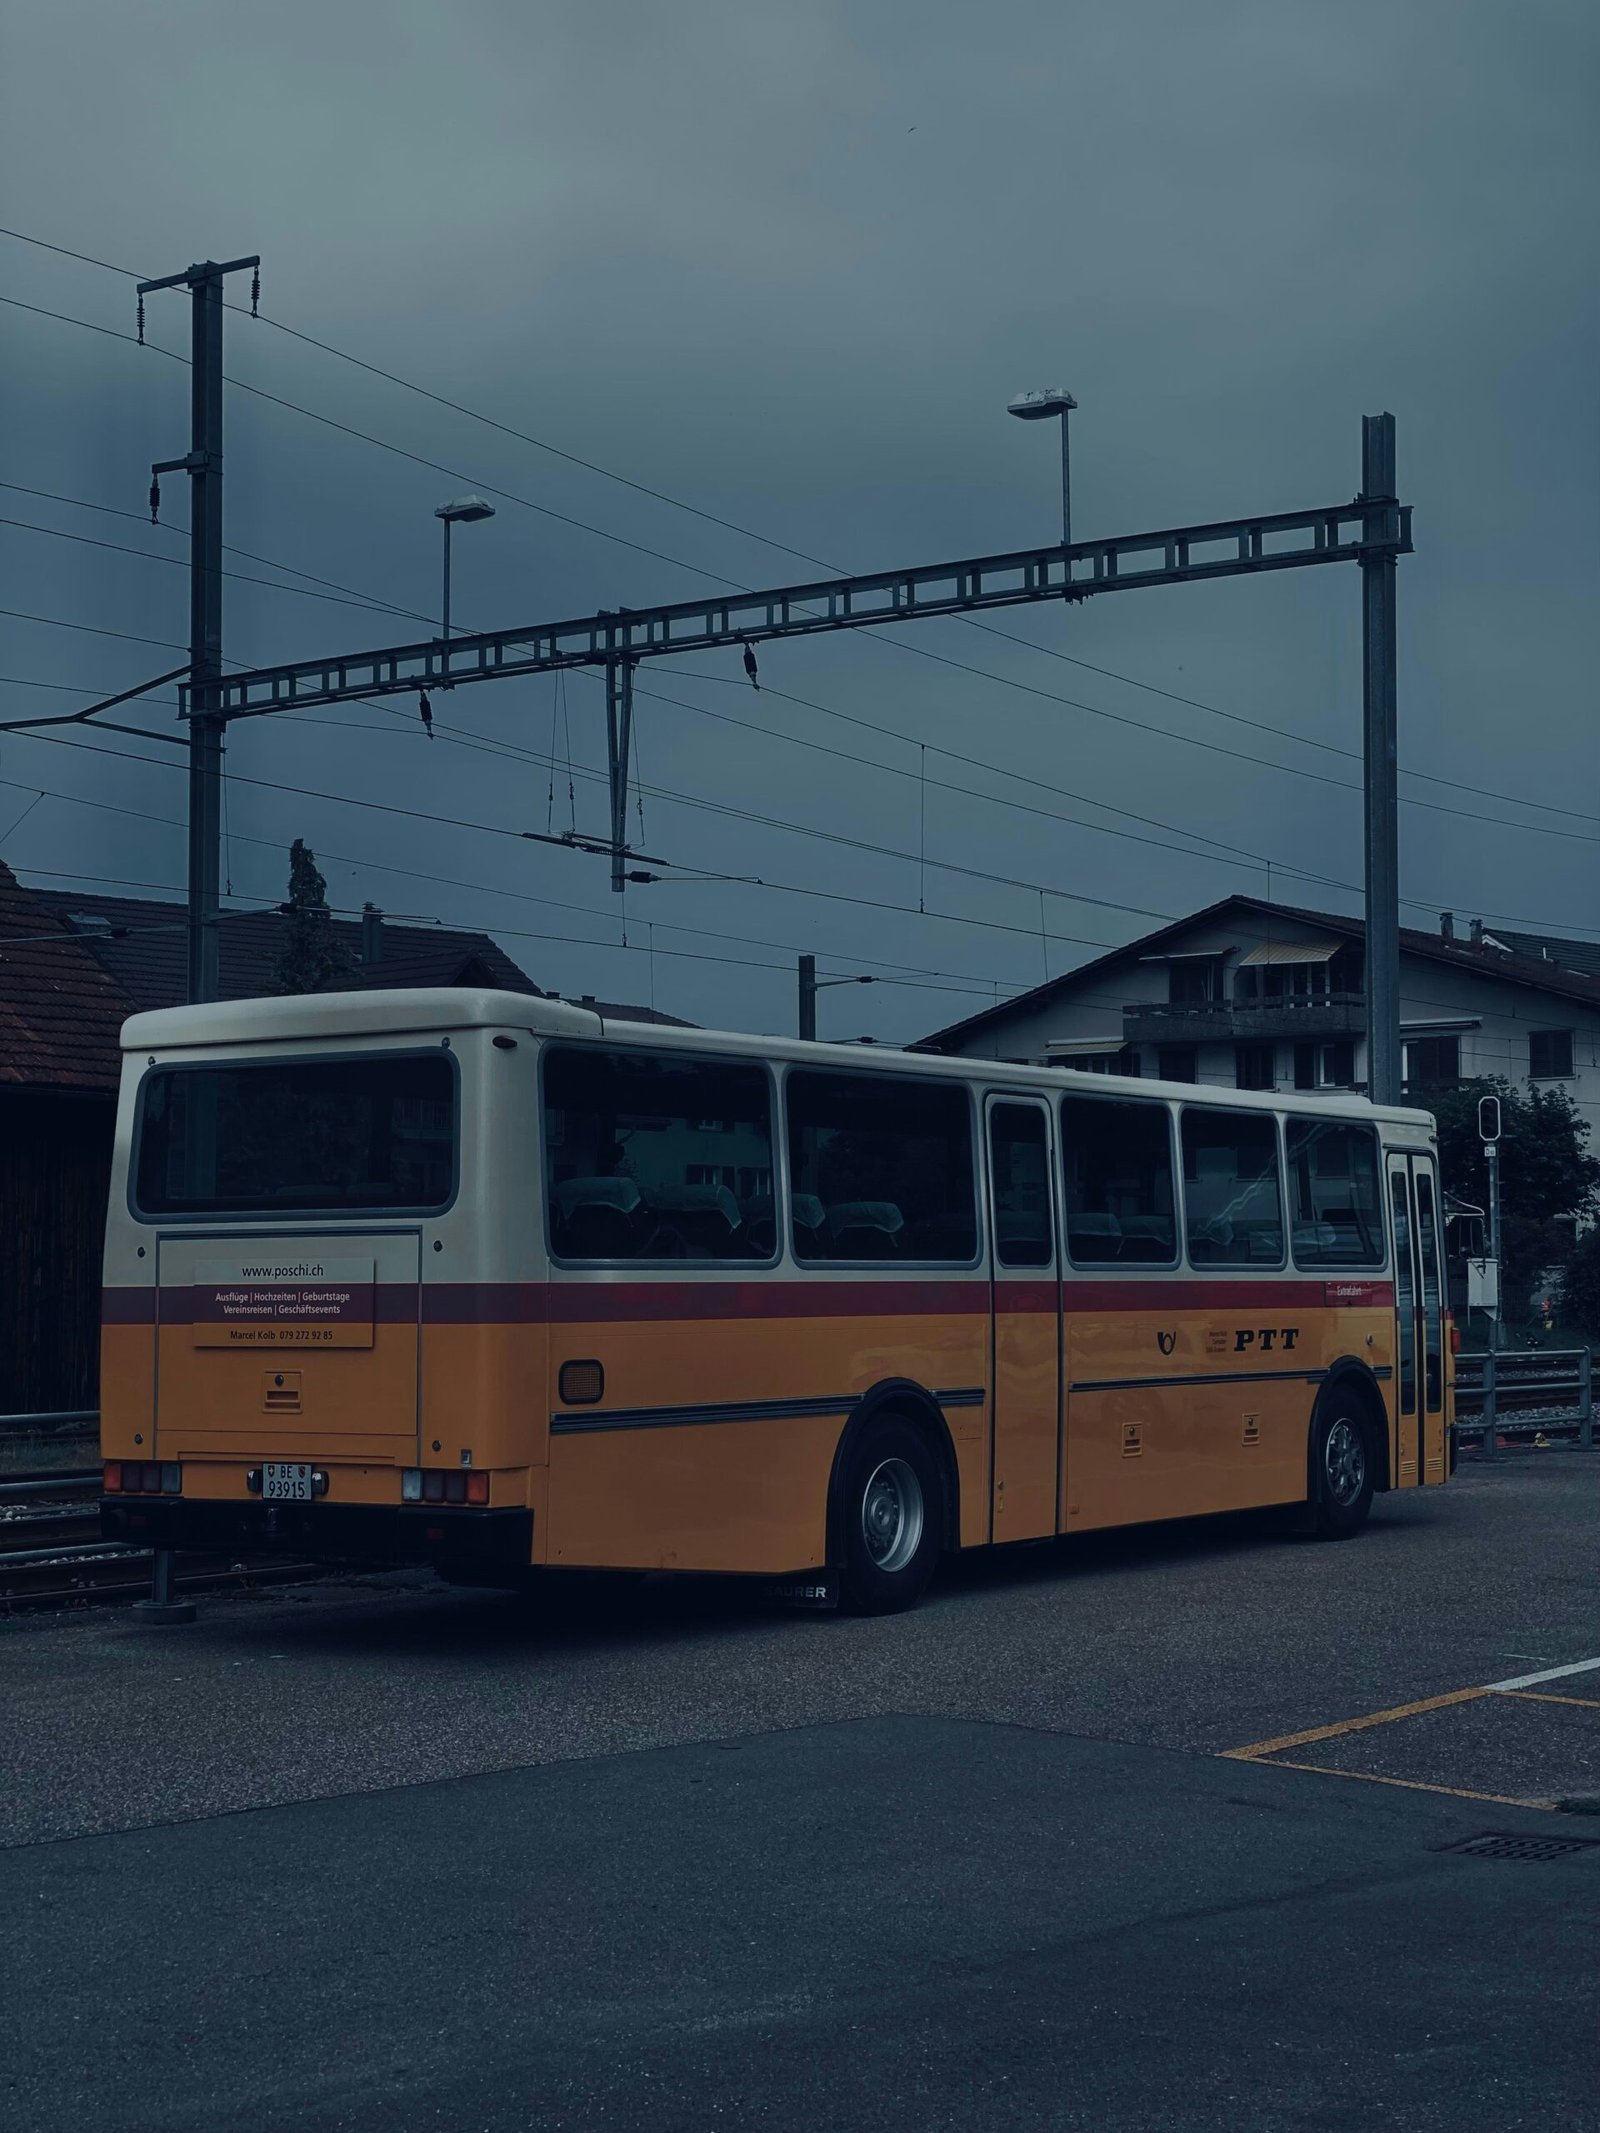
120, 985, 1438, 1133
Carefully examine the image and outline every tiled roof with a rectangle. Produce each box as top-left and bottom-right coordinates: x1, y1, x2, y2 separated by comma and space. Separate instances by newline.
564, 996, 697, 1027
1493, 930, 1600, 981
920, 894, 1600, 1049
0, 864, 139, 1092
26, 889, 543, 1013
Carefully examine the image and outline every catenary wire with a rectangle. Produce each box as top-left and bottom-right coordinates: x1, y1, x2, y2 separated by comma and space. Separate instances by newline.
2, 267, 1591, 831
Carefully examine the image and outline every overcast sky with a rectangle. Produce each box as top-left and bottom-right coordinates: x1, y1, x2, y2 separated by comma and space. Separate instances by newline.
2, 0, 1596, 1041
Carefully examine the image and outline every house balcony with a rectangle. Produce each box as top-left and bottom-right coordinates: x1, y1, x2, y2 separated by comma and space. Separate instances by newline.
1122, 993, 1368, 1044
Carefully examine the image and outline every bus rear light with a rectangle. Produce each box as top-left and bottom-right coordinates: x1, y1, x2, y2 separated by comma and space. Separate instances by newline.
1449, 1322, 1462, 1356
402, 1468, 491, 1507
105, 1461, 181, 1496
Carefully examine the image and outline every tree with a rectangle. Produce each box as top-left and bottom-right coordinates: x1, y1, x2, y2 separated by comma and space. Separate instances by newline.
1427, 1078, 1600, 1320
272, 840, 356, 996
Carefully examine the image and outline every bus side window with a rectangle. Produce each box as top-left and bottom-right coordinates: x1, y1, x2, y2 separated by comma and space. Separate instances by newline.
786, 1069, 976, 1264
989, 1103, 1052, 1269
1059, 1095, 1177, 1267
1286, 1119, 1384, 1269
1181, 1109, 1285, 1267
543, 1046, 776, 1264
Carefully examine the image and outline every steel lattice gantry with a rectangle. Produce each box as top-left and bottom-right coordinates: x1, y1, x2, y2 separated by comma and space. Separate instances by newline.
204, 493, 1409, 718
189, 418, 1411, 1097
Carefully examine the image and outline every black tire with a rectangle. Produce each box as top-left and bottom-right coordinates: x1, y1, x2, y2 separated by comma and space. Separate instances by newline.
837, 1414, 943, 1614
1309, 1390, 1375, 1540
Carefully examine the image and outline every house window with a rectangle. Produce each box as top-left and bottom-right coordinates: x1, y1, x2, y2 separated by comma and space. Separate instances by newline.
1235, 961, 1333, 1004
1235, 1043, 1275, 1092
1157, 1045, 1197, 1084
1295, 1042, 1356, 1090
1168, 958, 1223, 1005
1403, 1034, 1461, 1090
1063, 1048, 1140, 1077
1529, 1029, 1574, 1079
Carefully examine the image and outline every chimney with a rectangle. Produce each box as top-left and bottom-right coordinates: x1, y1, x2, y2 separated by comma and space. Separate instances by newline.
1439, 911, 1454, 941
1469, 918, 1483, 948
361, 902, 384, 966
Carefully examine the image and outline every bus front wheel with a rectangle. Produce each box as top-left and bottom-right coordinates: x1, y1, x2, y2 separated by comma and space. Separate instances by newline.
838, 1416, 943, 1614
1309, 1392, 1376, 1540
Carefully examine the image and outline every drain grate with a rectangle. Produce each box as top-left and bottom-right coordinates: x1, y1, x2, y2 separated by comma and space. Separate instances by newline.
1440, 1831, 1600, 1863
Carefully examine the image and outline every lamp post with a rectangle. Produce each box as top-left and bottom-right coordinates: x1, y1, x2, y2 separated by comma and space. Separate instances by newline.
434, 494, 496, 643
1007, 388, 1078, 548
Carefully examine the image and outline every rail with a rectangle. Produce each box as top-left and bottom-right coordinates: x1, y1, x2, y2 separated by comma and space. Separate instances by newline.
0, 1462, 316, 1610
1454, 1348, 1594, 1456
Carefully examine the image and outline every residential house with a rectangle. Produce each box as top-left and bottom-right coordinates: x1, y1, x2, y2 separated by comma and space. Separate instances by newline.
920, 895, 1600, 1111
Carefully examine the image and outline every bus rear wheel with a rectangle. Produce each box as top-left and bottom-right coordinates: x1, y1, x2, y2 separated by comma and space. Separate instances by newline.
1309, 1392, 1375, 1540
838, 1416, 942, 1614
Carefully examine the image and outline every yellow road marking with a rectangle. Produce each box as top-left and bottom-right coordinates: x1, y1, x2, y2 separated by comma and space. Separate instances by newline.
1262, 1760, 1553, 1811
1495, 1690, 1600, 1711
1222, 1685, 1491, 1761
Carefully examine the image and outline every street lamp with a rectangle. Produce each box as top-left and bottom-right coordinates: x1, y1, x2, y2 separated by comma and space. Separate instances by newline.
434, 495, 496, 643
1007, 388, 1078, 549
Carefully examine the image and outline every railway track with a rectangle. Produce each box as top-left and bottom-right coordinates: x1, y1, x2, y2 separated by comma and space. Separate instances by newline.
0, 1467, 318, 1611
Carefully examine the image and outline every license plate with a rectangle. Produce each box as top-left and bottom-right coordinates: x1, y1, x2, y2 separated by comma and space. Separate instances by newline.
261, 1461, 314, 1502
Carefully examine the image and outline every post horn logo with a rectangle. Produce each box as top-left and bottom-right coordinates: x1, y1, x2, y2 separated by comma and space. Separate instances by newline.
1156, 1329, 1177, 1355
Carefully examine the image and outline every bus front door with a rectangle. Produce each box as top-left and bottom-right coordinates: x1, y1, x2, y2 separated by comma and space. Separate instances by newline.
1386, 1153, 1446, 1486
985, 1096, 1063, 1542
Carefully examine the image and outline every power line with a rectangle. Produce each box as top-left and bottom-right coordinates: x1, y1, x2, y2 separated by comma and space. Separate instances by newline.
11, 834, 1593, 1096
0, 511, 434, 624
0, 479, 435, 625
5, 266, 1589, 833
10, 662, 1596, 949
7, 660, 1597, 948
0, 763, 1027, 995
0, 605, 190, 652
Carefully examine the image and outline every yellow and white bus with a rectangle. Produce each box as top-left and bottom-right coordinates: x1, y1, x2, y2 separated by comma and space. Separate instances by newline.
100, 987, 1452, 1612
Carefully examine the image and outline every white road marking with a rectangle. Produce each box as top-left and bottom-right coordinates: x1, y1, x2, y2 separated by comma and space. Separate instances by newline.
1485, 1656, 1600, 1693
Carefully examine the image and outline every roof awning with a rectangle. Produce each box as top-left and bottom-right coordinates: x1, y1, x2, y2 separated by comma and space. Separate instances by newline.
1137, 948, 1230, 963
1238, 940, 1343, 966
1046, 1036, 1127, 1056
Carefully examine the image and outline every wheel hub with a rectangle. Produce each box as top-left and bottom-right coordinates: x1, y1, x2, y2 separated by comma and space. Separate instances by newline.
860, 1455, 924, 1574
1324, 1417, 1366, 1506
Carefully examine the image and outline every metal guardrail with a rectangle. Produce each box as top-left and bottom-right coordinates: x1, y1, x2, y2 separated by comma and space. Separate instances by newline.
1455, 1348, 1593, 1455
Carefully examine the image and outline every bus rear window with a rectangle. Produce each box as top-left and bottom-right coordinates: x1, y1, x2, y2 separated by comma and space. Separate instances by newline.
134, 1054, 456, 1216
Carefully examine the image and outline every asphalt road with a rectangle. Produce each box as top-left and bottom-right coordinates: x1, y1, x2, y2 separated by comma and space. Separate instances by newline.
4, 1453, 1597, 2131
